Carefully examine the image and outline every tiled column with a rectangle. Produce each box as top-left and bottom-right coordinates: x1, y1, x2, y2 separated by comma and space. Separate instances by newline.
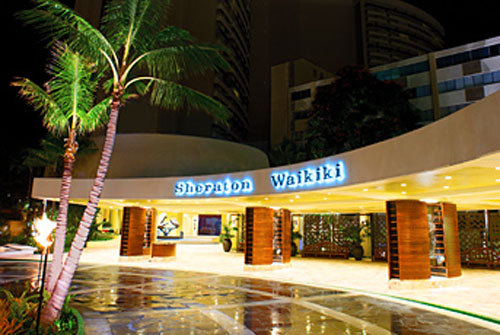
120, 207, 148, 257
245, 207, 273, 265
273, 209, 291, 264
386, 200, 430, 280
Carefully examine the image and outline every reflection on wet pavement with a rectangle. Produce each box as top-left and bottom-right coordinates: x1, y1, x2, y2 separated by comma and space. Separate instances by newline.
1, 261, 498, 334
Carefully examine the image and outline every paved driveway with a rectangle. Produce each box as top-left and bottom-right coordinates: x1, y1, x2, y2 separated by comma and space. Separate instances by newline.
1, 261, 499, 334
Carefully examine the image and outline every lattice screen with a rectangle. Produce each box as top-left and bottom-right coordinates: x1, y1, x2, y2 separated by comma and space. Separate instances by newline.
488, 212, 500, 248
458, 212, 486, 252
303, 214, 360, 247
371, 213, 387, 261
336, 214, 359, 248
303, 215, 332, 246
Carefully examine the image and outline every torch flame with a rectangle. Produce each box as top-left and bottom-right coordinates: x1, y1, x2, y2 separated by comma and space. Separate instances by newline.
33, 213, 56, 248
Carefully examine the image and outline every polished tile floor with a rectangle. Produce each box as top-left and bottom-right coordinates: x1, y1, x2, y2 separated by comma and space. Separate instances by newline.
1, 260, 499, 334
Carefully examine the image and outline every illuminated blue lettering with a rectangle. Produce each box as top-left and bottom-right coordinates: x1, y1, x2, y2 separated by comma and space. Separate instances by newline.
175, 177, 254, 197
270, 161, 347, 191
174, 182, 186, 196
270, 173, 287, 189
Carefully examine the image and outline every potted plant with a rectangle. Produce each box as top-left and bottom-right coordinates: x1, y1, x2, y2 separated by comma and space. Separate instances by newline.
219, 223, 237, 252
291, 230, 302, 257
342, 222, 371, 261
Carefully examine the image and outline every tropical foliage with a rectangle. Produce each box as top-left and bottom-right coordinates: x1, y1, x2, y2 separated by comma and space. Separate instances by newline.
271, 66, 419, 165
12, 44, 109, 297
18, 0, 230, 323
0, 284, 82, 334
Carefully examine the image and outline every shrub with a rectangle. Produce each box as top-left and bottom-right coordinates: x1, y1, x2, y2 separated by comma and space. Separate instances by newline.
0, 284, 82, 334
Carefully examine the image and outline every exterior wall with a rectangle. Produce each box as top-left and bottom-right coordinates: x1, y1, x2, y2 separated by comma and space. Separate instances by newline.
372, 36, 500, 125
73, 133, 269, 179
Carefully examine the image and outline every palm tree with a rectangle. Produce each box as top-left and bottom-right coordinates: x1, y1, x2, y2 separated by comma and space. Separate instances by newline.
19, 0, 230, 323
12, 45, 109, 295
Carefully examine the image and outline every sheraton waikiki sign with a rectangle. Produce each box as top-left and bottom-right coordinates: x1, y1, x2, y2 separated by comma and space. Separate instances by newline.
270, 161, 346, 191
174, 161, 347, 197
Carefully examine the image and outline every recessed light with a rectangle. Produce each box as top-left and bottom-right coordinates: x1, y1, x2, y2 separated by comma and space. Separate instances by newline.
445, 176, 452, 180
323, 198, 328, 200
363, 188, 368, 192
401, 183, 407, 187
496, 167, 500, 170
496, 179, 500, 182
443, 186, 450, 189
401, 191, 407, 195
264, 197, 269, 200
295, 195, 300, 199
289, 199, 294, 202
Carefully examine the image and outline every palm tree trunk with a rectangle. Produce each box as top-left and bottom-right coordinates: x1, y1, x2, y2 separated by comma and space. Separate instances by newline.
41, 93, 122, 324
46, 153, 74, 294
46, 130, 78, 294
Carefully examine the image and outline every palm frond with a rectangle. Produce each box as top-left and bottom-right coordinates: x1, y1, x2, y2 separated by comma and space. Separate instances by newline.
47, 46, 108, 134
17, 0, 117, 70
77, 97, 111, 134
151, 26, 193, 47
101, 0, 170, 58
138, 43, 231, 82
10, 77, 67, 134
147, 79, 230, 125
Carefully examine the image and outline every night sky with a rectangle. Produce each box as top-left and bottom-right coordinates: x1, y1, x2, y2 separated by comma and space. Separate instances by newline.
3, 0, 500, 202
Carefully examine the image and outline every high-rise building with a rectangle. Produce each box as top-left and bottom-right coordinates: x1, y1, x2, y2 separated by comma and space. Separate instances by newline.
248, 0, 445, 150
355, 0, 445, 67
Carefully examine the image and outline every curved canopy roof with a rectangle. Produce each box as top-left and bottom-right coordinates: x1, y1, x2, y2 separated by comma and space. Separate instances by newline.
33, 91, 500, 214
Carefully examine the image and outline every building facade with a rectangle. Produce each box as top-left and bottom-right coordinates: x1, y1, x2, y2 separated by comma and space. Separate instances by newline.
372, 36, 500, 125
249, 0, 444, 150
270, 36, 500, 148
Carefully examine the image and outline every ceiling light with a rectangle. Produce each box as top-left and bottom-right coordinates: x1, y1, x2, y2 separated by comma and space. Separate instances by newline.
445, 176, 452, 180
421, 199, 438, 203
401, 191, 406, 195
401, 183, 407, 187
496, 167, 500, 170
295, 195, 300, 199
289, 199, 294, 202
496, 179, 500, 182
323, 198, 328, 200
264, 197, 269, 200
363, 188, 368, 192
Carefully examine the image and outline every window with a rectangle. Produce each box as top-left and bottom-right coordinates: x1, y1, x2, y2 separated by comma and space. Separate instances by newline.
472, 74, 483, 86
291, 89, 311, 101
483, 72, 493, 85
452, 51, 471, 64
471, 47, 490, 60
493, 71, 500, 83
416, 85, 431, 97
436, 55, 453, 68
464, 77, 474, 88
490, 44, 500, 57
438, 82, 446, 93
